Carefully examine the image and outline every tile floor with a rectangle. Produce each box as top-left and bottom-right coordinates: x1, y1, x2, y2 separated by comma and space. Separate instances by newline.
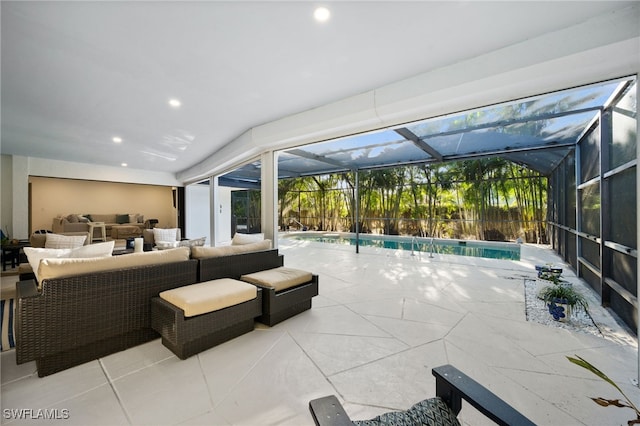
1, 239, 638, 425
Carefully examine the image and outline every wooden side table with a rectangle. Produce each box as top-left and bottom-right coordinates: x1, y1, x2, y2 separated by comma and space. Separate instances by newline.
87, 222, 107, 243
1, 240, 30, 271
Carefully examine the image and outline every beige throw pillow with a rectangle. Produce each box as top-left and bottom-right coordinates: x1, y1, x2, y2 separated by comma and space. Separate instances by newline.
24, 247, 72, 282
45, 233, 87, 249
68, 241, 115, 258
24, 241, 115, 282
231, 233, 264, 245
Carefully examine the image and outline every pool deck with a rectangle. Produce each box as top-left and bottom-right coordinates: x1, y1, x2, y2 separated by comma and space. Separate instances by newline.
1, 239, 638, 425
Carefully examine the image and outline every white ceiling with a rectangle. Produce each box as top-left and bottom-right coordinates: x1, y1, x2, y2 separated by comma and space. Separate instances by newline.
1, 1, 636, 175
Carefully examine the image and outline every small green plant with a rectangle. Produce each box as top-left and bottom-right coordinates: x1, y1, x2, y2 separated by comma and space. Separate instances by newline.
538, 283, 589, 319
536, 264, 563, 283
0, 229, 9, 245
539, 272, 562, 284
567, 355, 640, 425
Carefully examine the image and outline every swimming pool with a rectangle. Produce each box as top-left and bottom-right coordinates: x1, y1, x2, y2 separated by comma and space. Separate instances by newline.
282, 232, 521, 260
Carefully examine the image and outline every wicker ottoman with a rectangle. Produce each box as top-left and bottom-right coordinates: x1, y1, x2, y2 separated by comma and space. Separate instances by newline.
240, 267, 319, 326
151, 278, 262, 359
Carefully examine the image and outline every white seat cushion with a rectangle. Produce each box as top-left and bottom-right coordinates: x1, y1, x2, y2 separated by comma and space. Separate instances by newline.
159, 278, 257, 317
241, 267, 312, 292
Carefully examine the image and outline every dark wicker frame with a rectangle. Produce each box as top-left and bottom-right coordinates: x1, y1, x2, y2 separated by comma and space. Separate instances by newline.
151, 287, 263, 359
196, 249, 284, 282
251, 275, 319, 326
15, 260, 198, 377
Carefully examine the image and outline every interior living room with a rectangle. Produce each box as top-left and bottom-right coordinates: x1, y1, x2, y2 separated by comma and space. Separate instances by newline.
1, 1, 639, 425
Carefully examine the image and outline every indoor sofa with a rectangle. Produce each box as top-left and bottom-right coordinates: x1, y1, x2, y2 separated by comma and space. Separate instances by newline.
52, 213, 146, 238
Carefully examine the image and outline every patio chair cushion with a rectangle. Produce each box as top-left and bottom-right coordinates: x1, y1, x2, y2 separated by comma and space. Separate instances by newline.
241, 266, 312, 292
190, 240, 271, 258
232, 233, 264, 245
159, 278, 257, 317
353, 397, 460, 426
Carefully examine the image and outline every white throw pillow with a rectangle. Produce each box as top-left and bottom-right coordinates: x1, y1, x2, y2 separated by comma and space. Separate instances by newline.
231, 233, 264, 245
24, 247, 73, 282
68, 241, 115, 258
45, 233, 86, 249
153, 228, 178, 243
25, 242, 115, 282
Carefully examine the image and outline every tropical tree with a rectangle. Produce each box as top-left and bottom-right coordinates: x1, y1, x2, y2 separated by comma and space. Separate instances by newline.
277, 158, 547, 242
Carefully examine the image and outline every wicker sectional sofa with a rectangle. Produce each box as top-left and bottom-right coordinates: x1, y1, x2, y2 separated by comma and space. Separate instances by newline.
16, 247, 198, 377
15, 243, 319, 377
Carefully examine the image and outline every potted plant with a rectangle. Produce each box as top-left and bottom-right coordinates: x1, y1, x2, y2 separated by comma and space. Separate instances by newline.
538, 282, 588, 321
535, 264, 563, 283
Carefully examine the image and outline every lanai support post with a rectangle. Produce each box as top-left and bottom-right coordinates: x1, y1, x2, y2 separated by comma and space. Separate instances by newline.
355, 169, 360, 254
261, 151, 278, 248
636, 77, 639, 387
210, 176, 218, 247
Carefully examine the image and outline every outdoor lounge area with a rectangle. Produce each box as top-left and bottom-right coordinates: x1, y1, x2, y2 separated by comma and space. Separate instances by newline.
1, 2, 639, 425
1, 239, 637, 425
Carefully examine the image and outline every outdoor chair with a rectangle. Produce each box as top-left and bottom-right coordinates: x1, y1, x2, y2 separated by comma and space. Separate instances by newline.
309, 364, 536, 426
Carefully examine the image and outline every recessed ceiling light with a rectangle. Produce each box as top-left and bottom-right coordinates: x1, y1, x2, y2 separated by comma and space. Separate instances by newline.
112, 137, 122, 143
169, 99, 181, 108
121, 163, 128, 167
314, 6, 330, 22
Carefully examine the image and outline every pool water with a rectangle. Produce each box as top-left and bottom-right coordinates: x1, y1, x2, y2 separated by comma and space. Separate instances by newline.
283, 233, 521, 260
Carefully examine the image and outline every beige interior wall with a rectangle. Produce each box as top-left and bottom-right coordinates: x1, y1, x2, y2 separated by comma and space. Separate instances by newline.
30, 176, 177, 232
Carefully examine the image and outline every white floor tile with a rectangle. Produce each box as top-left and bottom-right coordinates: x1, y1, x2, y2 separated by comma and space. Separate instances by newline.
329, 340, 449, 410
291, 332, 409, 376
100, 339, 174, 380
112, 356, 212, 425
1, 361, 107, 415
363, 315, 450, 347
198, 329, 285, 405
213, 334, 334, 426
1, 351, 36, 385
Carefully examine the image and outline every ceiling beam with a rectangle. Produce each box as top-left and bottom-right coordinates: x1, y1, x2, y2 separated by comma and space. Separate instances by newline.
394, 128, 444, 162
416, 106, 602, 141
286, 148, 354, 170
346, 142, 575, 173
218, 176, 261, 189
